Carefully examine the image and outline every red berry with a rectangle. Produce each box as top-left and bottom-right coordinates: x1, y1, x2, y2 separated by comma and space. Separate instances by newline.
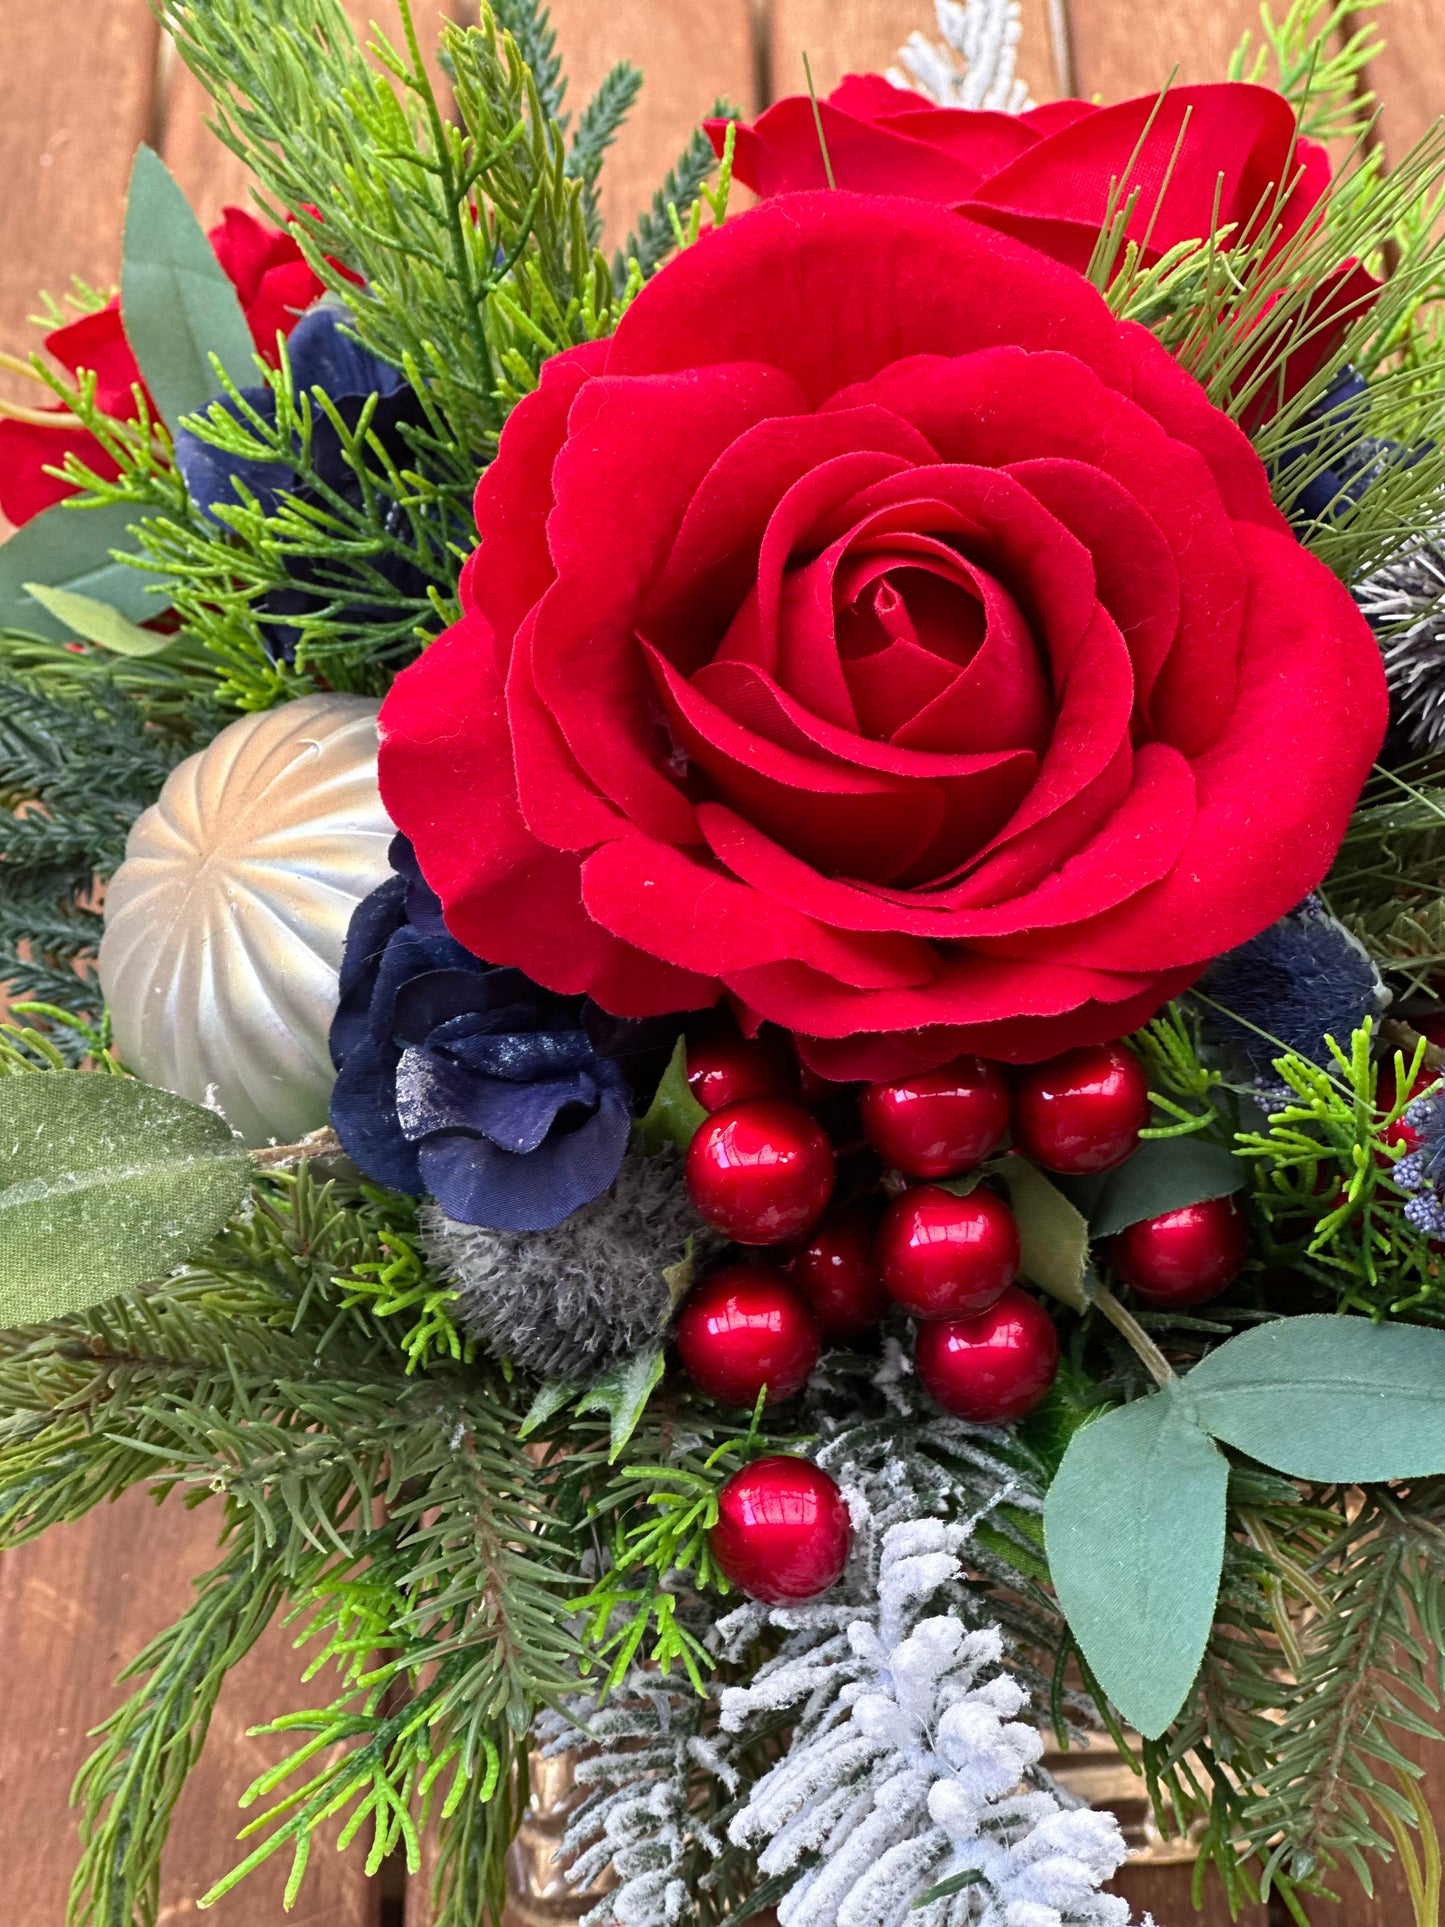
792, 1204, 889, 1339
686, 1100, 835, 1244
877, 1185, 1020, 1320
710, 1455, 852, 1603
675, 1264, 820, 1407
860, 1056, 1010, 1179
1012, 1044, 1150, 1174
1377, 1065, 1438, 1157
687, 1023, 798, 1114
1111, 1196, 1250, 1307
914, 1288, 1060, 1422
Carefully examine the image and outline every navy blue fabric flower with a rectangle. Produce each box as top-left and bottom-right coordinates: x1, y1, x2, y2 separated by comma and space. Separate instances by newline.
1195, 895, 1386, 1077
329, 837, 634, 1231
1285, 368, 1426, 526
174, 306, 432, 663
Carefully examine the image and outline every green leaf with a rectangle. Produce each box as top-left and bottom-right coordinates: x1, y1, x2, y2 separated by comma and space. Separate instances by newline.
21, 582, 172, 656
1044, 1390, 1228, 1738
518, 1377, 580, 1438
1180, 1315, 1445, 1482
635, 1036, 707, 1157
1088, 1137, 1246, 1241
989, 1158, 1091, 1312
0, 502, 167, 640
577, 1346, 667, 1462
121, 145, 257, 426
0, 1073, 250, 1324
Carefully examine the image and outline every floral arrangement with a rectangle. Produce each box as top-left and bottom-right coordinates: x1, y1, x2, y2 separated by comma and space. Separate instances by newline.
6, 2, 1445, 1924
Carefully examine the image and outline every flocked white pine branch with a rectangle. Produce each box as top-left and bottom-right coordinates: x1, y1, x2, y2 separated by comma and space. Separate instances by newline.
891, 0, 1034, 112
719, 1521, 1141, 1927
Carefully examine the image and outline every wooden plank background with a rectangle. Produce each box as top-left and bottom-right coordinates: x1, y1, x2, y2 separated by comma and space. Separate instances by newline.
1, 0, 1444, 1921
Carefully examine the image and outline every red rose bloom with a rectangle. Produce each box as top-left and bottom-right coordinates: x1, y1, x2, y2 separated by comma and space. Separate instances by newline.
711, 76, 1328, 274
378, 193, 1386, 1079
0, 208, 326, 527
711, 77, 1378, 421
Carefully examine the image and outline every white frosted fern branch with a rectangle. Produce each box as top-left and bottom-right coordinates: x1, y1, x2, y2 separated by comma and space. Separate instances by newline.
891, 0, 1034, 112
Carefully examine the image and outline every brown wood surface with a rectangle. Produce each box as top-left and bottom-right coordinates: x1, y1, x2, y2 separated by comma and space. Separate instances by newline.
548, 0, 758, 252
4, 1, 1445, 1923
0, 1486, 378, 1925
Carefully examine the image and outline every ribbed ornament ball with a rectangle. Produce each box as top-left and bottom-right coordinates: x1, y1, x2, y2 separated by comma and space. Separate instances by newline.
98, 695, 393, 1145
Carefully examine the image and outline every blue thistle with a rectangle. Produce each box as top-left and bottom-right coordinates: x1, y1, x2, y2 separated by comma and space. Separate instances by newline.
1195, 897, 1387, 1079
1392, 1090, 1445, 1238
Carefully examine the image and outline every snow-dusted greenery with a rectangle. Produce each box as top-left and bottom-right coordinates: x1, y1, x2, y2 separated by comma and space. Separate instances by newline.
542, 1368, 1136, 1927
891, 0, 1034, 113
720, 1521, 1136, 1927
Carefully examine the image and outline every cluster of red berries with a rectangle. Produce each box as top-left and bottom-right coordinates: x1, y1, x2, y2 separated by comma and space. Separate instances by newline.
682, 1026, 1253, 1602
677, 1034, 1155, 1425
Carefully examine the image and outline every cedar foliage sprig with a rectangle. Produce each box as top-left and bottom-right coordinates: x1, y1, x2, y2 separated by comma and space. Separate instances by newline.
1235, 1019, 1445, 1319
157, 0, 620, 454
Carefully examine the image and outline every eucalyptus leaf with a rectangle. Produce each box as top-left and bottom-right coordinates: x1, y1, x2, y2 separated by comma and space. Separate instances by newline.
636, 1036, 707, 1157
1181, 1315, 1445, 1482
0, 502, 166, 640
1044, 1390, 1228, 1738
121, 145, 257, 426
0, 1073, 250, 1325
576, 1346, 667, 1461
22, 582, 172, 657
988, 1158, 1091, 1312
1088, 1137, 1246, 1241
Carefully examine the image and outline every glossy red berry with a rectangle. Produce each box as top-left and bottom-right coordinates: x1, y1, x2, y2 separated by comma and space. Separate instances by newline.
1111, 1196, 1250, 1307
1012, 1044, 1150, 1174
860, 1056, 1010, 1179
914, 1288, 1060, 1422
675, 1264, 820, 1406
686, 1100, 835, 1244
686, 1023, 798, 1114
711, 1455, 852, 1603
876, 1185, 1020, 1320
792, 1205, 889, 1340
1377, 1065, 1437, 1157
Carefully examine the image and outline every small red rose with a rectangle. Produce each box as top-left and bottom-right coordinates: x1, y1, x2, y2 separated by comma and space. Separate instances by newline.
0, 208, 328, 527
380, 193, 1386, 1077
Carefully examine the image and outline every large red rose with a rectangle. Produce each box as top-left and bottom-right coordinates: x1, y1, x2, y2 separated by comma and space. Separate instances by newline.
0, 208, 327, 527
711, 77, 1328, 274
710, 77, 1377, 422
378, 193, 1386, 1080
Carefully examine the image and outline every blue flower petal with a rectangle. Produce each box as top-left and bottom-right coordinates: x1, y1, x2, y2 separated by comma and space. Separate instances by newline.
416, 1092, 633, 1231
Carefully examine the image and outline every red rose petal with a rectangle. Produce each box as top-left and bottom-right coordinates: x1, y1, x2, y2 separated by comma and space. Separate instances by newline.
581, 834, 933, 988
465, 340, 609, 643
984, 523, 1386, 972
379, 613, 713, 1016
606, 195, 1131, 406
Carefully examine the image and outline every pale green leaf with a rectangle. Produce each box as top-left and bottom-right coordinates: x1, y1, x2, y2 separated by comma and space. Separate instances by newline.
21, 582, 173, 656
577, 1346, 667, 1462
1044, 1390, 1228, 1738
989, 1158, 1091, 1312
121, 145, 257, 426
1181, 1315, 1445, 1482
635, 1036, 707, 1157
0, 502, 167, 639
0, 1073, 250, 1324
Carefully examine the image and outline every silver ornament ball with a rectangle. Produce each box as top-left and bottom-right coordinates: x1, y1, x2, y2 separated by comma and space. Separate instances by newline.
98, 693, 395, 1146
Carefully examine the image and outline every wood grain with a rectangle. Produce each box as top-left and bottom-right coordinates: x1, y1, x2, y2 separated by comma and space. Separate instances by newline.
1367, 0, 1445, 163
0, 1486, 378, 1925
0, 0, 157, 404
771, 0, 1061, 105
1067, 0, 1258, 102
548, 0, 758, 251
162, 0, 460, 229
